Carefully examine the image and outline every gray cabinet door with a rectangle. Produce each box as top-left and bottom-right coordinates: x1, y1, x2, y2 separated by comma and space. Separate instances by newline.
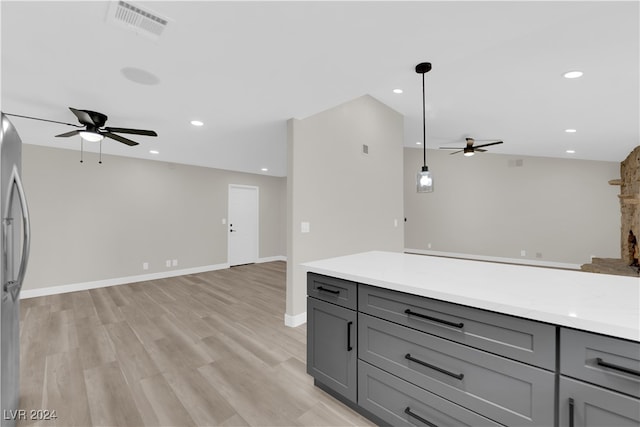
559, 377, 640, 427
307, 297, 357, 402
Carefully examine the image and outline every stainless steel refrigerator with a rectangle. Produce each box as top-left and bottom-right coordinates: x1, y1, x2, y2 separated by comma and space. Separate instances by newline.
0, 113, 31, 427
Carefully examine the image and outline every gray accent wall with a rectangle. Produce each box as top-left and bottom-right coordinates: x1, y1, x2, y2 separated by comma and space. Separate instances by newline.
286, 95, 405, 320
21, 144, 286, 290
404, 147, 620, 265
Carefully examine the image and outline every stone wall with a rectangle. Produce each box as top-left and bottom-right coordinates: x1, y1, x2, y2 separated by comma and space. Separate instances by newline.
619, 146, 640, 264
581, 146, 639, 276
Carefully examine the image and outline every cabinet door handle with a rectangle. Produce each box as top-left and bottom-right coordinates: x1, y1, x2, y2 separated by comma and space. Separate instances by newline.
317, 286, 340, 295
347, 321, 353, 351
405, 353, 464, 380
404, 407, 438, 427
404, 309, 464, 329
568, 398, 575, 427
596, 357, 640, 377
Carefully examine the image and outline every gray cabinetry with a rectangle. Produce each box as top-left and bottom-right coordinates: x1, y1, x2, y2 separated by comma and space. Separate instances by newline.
359, 284, 556, 369
559, 328, 640, 427
359, 312, 554, 427
561, 328, 640, 398
359, 361, 504, 427
307, 274, 357, 403
307, 272, 640, 427
559, 377, 640, 427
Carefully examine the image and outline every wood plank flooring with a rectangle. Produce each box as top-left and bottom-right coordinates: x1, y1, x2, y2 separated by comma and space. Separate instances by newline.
17, 262, 375, 427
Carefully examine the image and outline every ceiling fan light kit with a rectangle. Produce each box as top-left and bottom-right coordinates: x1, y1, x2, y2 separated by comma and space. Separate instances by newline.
416, 62, 434, 193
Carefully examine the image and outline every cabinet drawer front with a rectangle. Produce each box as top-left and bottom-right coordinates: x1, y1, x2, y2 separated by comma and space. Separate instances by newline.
559, 377, 640, 427
307, 273, 357, 309
307, 298, 357, 402
561, 328, 640, 398
359, 313, 555, 427
358, 284, 555, 369
358, 361, 504, 427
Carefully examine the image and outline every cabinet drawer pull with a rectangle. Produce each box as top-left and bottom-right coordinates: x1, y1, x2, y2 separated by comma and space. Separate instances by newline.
404, 309, 464, 329
568, 398, 575, 427
404, 407, 438, 427
347, 321, 353, 351
317, 286, 340, 295
596, 357, 640, 377
405, 353, 464, 380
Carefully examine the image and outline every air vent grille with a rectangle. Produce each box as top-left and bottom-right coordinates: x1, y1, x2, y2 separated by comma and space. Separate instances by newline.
107, 1, 169, 40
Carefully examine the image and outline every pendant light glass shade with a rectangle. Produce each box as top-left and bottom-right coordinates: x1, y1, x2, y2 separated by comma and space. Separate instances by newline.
415, 62, 433, 193
416, 166, 433, 193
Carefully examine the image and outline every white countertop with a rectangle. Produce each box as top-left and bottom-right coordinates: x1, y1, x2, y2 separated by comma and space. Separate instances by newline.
303, 251, 640, 342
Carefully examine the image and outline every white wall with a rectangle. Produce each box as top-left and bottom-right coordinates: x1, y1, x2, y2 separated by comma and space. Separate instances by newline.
404, 147, 620, 266
286, 95, 405, 323
22, 144, 286, 291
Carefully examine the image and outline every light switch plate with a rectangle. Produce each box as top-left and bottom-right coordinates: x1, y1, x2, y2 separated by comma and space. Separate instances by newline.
301, 222, 310, 233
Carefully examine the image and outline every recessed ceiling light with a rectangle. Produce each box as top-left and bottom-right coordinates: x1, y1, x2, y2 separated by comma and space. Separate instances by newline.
563, 71, 583, 79
416, 141, 422, 145
566, 150, 576, 154
565, 129, 577, 133
393, 89, 403, 94
149, 150, 159, 154
261, 167, 268, 172
190, 120, 204, 126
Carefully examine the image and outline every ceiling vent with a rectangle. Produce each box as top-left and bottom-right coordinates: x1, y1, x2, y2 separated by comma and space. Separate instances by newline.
106, 1, 169, 41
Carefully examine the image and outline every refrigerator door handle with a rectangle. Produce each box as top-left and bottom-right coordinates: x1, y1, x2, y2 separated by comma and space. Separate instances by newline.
3, 165, 30, 302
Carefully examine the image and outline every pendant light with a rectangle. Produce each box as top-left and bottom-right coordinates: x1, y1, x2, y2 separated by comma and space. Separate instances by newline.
416, 62, 433, 193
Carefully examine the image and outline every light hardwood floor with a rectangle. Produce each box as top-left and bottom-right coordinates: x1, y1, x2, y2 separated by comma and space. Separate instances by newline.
17, 262, 375, 427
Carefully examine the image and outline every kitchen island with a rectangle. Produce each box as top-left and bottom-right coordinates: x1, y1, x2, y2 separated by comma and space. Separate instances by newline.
303, 251, 640, 427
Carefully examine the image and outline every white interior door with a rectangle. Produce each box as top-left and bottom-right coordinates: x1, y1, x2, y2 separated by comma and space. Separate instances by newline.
228, 185, 259, 266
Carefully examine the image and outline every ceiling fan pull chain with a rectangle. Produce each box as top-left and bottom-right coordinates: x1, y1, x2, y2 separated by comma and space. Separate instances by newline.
80, 139, 84, 163
99, 140, 103, 164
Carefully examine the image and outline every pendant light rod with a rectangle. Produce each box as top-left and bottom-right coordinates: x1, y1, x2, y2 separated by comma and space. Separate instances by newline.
415, 62, 432, 168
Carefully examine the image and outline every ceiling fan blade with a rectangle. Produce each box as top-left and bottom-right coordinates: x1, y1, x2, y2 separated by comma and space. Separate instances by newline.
473, 141, 503, 149
449, 150, 464, 155
476, 148, 487, 152
103, 132, 139, 146
55, 130, 81, 138
69, 107, 96, 126
104, 127, 157, 136
4, 112, 83, 128
439, 146, 465, 150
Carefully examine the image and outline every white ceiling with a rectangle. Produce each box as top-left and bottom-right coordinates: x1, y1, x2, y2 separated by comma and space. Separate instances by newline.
2, 1, 638, 177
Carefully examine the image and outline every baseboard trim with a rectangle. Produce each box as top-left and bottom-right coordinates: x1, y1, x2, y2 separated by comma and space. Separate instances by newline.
257, 255, 287, 263
284, 311, 307, 328
20, 263, 231, 300
405, 248, 581, 270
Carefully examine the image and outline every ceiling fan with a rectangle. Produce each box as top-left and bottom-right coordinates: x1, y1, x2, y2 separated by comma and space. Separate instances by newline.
4, 107, 158, 163
439, 137, 503, 157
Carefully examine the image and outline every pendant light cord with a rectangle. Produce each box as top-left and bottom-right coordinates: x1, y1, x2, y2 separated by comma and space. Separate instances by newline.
422, 72, 427, 168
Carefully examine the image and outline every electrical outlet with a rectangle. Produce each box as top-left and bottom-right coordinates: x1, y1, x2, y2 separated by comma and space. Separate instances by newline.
520, 250, 526, 257
301, 222, 310, 233
394, 219, 398, 227
165, 260, 171, 267
143, 262, 149, 270
172, 259, 178, 267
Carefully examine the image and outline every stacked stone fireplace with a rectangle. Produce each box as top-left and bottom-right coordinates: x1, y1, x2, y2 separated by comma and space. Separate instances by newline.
581, 146, 640, 276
